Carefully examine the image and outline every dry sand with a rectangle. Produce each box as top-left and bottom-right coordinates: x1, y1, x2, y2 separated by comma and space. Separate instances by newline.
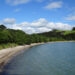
0, 43, 44, 72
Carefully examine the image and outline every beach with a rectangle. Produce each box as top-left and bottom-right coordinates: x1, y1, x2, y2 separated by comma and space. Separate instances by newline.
0, 43, 44, 72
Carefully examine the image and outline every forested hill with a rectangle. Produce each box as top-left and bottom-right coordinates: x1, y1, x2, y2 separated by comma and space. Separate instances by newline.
0, 25, 75, 47
38, 29, 75, 41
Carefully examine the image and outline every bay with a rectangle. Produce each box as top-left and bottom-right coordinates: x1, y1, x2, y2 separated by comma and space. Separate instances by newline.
1, 42, 75, 75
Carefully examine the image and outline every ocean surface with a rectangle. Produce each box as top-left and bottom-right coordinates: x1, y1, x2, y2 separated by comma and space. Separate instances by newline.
1, 42, 75, 75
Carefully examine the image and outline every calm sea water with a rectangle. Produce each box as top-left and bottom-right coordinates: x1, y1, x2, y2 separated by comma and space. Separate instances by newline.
1, 42, 75, 75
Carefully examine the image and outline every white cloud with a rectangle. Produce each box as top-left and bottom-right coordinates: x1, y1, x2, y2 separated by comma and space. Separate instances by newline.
10, 18, 72, 34
19, 22, 29, 26
1, 18, 72, 34
31, 18, 48, 27
37, 27, 51, 33
47, 22, 72, 30
23, 27, 36, 34
2, 18, 16, 24
44, 1, 62, 9
6, 0, 30, 5
12, 24, 22, 30
65, 15, 75, 21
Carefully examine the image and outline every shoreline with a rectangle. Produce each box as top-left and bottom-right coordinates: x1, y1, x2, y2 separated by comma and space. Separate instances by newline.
0, 41, 75, 72
0, 43, 44, 72
47, 40, 75, 43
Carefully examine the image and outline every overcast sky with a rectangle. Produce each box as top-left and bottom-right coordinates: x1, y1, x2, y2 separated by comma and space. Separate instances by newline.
0, 0, 75, 34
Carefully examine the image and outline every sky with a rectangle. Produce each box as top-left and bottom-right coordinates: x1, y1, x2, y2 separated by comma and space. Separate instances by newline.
0, 0, 75, 34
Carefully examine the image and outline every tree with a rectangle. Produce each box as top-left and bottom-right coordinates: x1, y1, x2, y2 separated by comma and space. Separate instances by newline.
0, 25, 6, 30
72, 27, 75, 31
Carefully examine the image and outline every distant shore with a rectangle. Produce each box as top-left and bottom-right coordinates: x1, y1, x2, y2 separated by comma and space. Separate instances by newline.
0, 43, 44, 72
47, 41, 75, 43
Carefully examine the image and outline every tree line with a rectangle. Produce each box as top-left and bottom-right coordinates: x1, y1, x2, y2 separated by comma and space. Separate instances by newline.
0, 25, 75, 46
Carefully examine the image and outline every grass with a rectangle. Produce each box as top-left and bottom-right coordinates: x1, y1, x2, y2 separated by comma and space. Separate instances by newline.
0, 43, 18, 50
63, 31, 75, 35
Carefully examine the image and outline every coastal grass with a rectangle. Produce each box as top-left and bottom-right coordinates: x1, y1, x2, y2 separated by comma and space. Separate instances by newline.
0, 43, 18, 50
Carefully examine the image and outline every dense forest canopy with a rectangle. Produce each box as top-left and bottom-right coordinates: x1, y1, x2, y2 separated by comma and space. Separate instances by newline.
0, 25, 75, 46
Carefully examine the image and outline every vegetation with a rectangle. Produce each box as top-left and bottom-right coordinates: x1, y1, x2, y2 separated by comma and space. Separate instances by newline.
0, 25, 75, 49
0, 43, 18, 50
72, 27, 75, 31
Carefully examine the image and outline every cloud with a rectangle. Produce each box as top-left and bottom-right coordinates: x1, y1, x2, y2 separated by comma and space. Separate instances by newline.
44, 1, 62, 10
23, 27, 36, 34
65, 15, 75, 21
6, 0, 30, 5
12, 24, 22, 30
37, 27, 51, 33
47, 22, 72, 30
19, 22, 29, 26
30, 18, 48, 27
1, 18, 72, 34
2, 18, 16, 24
10, 18, 72, 34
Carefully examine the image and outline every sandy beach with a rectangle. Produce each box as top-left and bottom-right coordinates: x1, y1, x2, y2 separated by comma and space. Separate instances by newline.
0, 43, 44, 72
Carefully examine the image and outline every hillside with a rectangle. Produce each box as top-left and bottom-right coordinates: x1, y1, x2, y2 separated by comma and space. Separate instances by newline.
0, 25, 75, 49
